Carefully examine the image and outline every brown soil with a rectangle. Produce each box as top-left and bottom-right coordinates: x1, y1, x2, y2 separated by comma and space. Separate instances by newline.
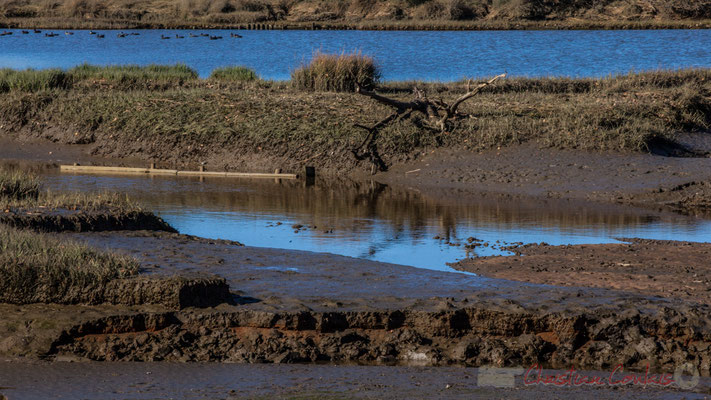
0, 274, 231, 309
0, 208, 176, 233
373, 142, 711, 215
1, 361, 708, 400
452, 239, 711, 304
0, 230, 704, 376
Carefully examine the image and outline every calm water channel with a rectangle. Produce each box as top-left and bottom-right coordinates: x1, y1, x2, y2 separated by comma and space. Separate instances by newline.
43, 172, 711, 272
1, 29, 710, 80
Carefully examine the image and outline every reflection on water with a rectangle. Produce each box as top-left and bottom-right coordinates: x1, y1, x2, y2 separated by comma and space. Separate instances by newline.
44, 173, 711, 272
1, 29, 710, 80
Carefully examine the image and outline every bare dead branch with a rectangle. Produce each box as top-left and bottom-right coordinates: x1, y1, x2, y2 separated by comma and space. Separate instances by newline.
449, 73, 507, 115
351, 73, 505, 173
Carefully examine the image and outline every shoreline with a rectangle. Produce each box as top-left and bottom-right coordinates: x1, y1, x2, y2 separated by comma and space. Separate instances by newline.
2, 18, 711, 31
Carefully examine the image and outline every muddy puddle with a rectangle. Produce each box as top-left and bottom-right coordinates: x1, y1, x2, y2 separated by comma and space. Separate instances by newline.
40, 172, 711, 273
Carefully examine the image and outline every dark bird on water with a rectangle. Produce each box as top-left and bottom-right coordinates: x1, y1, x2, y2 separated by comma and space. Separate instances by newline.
21, 30, 29, 34
117, 32, 127, 38
97, 34, 105, 38
230, 33, 242, 38
65, 31, 73, 35
89, 31, 96, 34
161, 34, 170, 39
210, 35, 222, 40
33, 29, 41, 33
175, 34, 184, 38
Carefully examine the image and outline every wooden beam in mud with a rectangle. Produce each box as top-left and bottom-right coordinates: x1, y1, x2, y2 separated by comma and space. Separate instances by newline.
59, 165, 298, 179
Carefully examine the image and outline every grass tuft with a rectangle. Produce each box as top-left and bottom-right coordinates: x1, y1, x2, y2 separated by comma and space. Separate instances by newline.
0, 168, 40, 200
210, 66, 259, 81
291, 51, 380, 92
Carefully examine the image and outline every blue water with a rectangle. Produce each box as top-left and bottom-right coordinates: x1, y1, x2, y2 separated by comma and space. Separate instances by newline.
1, 29, 710, 80
44, 173, 711, 273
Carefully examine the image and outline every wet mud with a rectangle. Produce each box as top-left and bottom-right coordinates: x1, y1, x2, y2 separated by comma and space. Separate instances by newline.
453, 239, 711, 304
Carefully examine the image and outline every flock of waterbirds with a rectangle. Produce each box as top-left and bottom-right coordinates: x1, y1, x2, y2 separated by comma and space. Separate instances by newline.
0, 29, 242, 40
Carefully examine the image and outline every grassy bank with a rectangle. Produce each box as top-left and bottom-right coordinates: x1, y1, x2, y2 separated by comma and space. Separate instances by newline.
0, 224, 139, 304
1, 0, 711, 30
0, 168, 140, 304
1, 66, 710, 173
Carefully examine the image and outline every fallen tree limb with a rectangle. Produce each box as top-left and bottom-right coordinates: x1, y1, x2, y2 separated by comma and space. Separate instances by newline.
351, 73, 506, 173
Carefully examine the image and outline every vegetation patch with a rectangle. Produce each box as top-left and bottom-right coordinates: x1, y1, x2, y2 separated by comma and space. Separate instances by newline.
1, 67, 710, 174
0, 223, 139, 304
0, 68, 73, 93
210, 66, 259, 82
291, 52, 380, 92
0, 167, 176, 232
0, 167, 40, 199
1, 0, 711, 29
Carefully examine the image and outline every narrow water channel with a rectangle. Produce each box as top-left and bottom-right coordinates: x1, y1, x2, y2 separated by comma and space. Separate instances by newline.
42, 172, 711, 273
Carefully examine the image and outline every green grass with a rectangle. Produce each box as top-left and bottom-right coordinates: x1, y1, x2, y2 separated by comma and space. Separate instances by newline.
0, 68, 73, 93
69, 63, 198, 81
0, 64, 198, 93
209, 66, 259, 81
291, 51, 380, 92
0, 223, 139, 304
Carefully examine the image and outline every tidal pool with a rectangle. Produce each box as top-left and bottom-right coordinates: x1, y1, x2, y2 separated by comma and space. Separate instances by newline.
43, 172, 711, 273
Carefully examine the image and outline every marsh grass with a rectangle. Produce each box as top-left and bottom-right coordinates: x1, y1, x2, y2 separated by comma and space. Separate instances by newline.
0, 68, 73, 93
0, 64, 198, 93
0, 166, 139, 211
0, 168, 40, 200
0, 223, 139, 303
0, 190, 140, 212
291, 52, 380, 92
0, 68, 709, 168
209, 66, 259, 81
69, 63, 199, 87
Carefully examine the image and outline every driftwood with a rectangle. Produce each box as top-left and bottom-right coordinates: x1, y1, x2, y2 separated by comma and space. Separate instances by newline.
352, 73, 506, 174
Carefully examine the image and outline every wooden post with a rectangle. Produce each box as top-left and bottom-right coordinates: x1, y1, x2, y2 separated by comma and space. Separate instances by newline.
199, 165, 205, 172
150, 162, 156, 169
304, 166, 315, 178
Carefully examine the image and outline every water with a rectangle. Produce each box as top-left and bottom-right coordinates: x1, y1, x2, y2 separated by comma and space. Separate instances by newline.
1, 29, 710, 80
43, 173, 711, 272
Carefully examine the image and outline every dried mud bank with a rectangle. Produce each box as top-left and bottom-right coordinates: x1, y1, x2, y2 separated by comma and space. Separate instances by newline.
0, 275, 230, 309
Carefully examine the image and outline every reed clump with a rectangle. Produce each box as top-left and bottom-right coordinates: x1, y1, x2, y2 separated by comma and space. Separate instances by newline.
291, 51, 380, 92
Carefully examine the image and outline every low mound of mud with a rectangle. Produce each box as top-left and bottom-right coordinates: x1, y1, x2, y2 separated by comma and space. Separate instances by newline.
0, 275, 231, 309
51, 305, 711, 375
0, 210, 177, 233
